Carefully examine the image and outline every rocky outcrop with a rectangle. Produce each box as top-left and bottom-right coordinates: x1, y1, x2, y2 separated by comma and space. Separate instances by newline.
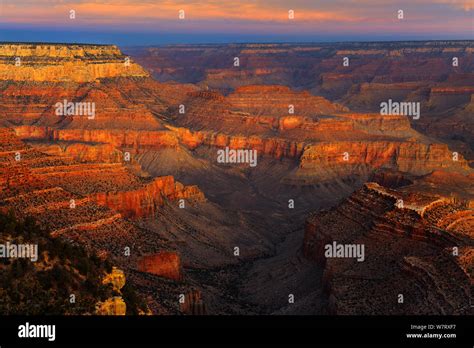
96, 267, 127, 315
0, 43, 124, 58
0, 43, 149, 82
0, 128, 201, 270
14, 126, 180, 149
90, 176, 205, 218
168, 125, 305, 159
296, 141, 469, 182
137, 252, 182, 281
102, 267, 127, 292
1, 128, 204, 224
303, 178, 473, 314
171, 85, 350, 137
96, 297, 127, 315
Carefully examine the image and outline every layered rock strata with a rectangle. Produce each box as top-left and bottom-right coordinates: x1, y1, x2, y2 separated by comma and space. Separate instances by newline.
0, 43, 470, 186
0, 43, 149, 82
0, 128, 202, 308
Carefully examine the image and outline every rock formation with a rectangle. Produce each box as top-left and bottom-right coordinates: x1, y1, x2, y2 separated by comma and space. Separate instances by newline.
0, 43, 149, 82
303, 177, 473, 314
102, 267, 127, 292
137, 252, 182, 281
96, 267, 127, 315
90, 176, 204, 219
96, 297, 127, 316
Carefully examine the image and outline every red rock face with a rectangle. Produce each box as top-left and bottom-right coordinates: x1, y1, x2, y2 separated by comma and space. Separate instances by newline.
90, 176, 204, 218
226, 85, 347, 116
1, 127, 205, 221
137, 252, 182, 281
29, 141, 124, 163
296, 141, 470, 183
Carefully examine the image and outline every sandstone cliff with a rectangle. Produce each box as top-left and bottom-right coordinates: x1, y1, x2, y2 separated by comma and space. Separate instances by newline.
296, 140, 470, 182
137, 252, 182, 281
0, 43, 149, 82
90, 176, 204, 218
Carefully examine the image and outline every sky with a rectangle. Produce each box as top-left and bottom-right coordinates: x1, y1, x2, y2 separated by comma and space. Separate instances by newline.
0, 0, 472, 45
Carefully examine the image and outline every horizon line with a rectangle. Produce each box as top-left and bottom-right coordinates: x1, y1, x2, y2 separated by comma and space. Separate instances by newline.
1, 38, 473, 48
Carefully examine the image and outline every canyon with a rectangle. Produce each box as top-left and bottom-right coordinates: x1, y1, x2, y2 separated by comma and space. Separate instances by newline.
0, 41, 472, 315
129, 41, 474, 163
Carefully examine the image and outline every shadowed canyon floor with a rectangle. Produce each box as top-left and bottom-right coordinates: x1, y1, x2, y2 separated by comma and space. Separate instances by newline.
0, 42, 472, 315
